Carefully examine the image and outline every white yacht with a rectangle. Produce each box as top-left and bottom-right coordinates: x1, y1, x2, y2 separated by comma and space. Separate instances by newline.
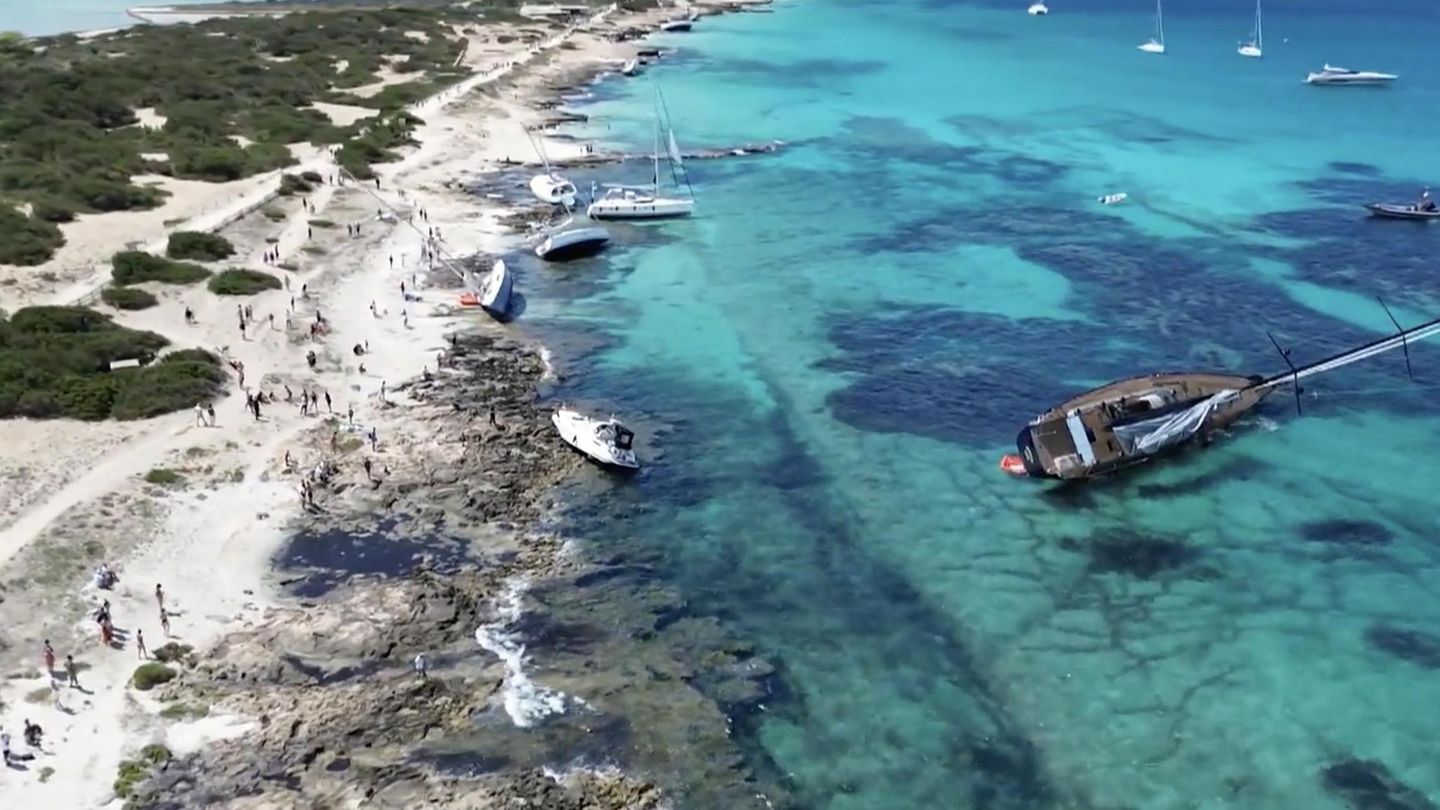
529, 173, 577, 206
477, 259, 512, 316
552, 408, 639, 469
1138, 0, 1165, 53
535, 223, 611, 261
621, 58, 641, 76
660, 19, 693, 32
1238, 0, 1262, 57
1027, 2, 1048, 15
587, 88, 695, 221
1305, 64, 1398, 86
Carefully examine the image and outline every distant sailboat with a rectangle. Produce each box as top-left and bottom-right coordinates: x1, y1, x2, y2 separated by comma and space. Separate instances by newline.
1238, 0, 1262, 58
1027, 1, 1049, 15
1138, 0, 1165, 54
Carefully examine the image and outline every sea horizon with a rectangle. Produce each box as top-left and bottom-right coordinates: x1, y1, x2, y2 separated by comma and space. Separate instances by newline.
6, 0, 251, 36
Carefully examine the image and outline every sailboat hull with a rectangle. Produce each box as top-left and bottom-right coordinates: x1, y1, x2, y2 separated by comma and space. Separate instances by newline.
587, 196, 694, 220
1238, 45, 1262, 57
1138, 41, 1166, 53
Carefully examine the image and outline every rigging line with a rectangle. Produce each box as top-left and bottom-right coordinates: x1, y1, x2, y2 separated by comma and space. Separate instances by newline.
654, 85, 696, 199
1255, 318, 1440, 390
337, 165, 470, 287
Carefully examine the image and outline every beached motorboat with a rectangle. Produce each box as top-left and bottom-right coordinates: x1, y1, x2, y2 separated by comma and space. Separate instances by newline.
1007, 311, 1440, 481
535, 225, 612, 261
1306, 65, 1397, 86
477, 259, 513, 316
1027, 2, 1049, 15
552, 408, 639, 469
1365, 203, 1440, 221
588, 87, 695, 221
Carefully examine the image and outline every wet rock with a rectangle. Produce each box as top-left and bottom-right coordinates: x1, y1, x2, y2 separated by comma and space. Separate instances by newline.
1322, 758, 1439, 810
1061, 533, 1202, 580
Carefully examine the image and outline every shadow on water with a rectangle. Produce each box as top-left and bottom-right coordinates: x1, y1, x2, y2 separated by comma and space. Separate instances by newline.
275, 519, 479, 598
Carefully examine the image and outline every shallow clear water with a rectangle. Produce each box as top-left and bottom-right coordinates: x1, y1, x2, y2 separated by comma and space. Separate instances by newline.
6, 0, 221, 36
535, 1, 1440, 808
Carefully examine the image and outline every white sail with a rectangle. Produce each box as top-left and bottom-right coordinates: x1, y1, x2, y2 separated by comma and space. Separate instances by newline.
667, 129, 684, 167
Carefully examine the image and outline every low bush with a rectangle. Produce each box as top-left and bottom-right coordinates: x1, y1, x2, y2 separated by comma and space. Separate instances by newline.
0, 207, 66, 266
111, 251, 210, 286
0, 306, 226, 420
278, 173, 313, 196
131, 662, 177, 691
166, 231, 235, 262
143, 468, 184, 486
159, 702, 208, 720
151, 642, 193, 664
300, 170, 324, 184
261, 207, 286, 222
100, 286, 158, 311
207, 268, 282, 296
308, 219, 336, 228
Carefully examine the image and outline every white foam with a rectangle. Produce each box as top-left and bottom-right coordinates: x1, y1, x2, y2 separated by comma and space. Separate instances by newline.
473, 577, 578, 727
538, 345, 557, 380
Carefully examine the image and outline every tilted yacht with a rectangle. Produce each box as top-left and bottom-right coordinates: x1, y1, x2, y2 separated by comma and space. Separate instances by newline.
552, 408, 639, 469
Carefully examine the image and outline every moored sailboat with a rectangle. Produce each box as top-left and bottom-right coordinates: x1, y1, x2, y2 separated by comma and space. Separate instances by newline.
1138, 0, 1165, 54
587, 88, 695, 221
1238, 0, 1262, 57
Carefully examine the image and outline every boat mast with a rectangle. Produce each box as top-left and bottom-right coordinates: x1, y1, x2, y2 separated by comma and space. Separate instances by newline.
1256, 0, 1263, 49
1156, 0, 1165, 47
652, 90, 661, 196
1253, 313, 1440, 394
655, 86, 695, 200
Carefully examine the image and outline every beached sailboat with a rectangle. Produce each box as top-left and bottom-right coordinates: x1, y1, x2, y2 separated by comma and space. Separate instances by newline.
525, 128, 577, 207
534, 219, 612, 261
1138, 0, 1165, 54
552, 408, 639, 469
1238, 0, 1262, 57
1004, 308, 1440, 481
587, 89, 695, 221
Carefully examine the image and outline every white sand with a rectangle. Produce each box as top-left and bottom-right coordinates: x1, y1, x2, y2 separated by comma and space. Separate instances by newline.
0, 2, 755, 803
308, 101, 380, 127
131, 107, 166, 130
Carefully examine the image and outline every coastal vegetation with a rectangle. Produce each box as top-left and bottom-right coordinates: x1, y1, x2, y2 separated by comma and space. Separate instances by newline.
0, 307, 226, 420
208, 268, 283, 295
111, 251, 211, 286
131, 663, 178, 691
100, 286, 159, 311
143, 468, 186, 486
0, 4, 495, 264
166, 231, 235, 262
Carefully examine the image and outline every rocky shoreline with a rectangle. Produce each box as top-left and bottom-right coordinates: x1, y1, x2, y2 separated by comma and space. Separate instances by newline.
122, 333, 793, 808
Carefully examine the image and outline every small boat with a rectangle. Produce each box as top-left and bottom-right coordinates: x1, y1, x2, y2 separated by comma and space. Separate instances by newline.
1010, 309, 1440, 481
620, 59, 641, 76
1305, 64, 1398, 86
1139, 0, 1165, 53
1097, 192, 1129, 205
660, 18, 693, 32
1027, 2, 1049, 15
1238, 0, 1262, 57
1365, 203, 1440, 221
477, 259, 512, 316
529, 173, 577, 207
535, 225, 612, 261
636, 47, 663, 58
552, 408, 639, 469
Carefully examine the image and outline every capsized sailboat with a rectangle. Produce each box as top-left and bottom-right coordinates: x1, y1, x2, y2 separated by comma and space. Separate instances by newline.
1005, 308, 1440, 481
1238, 0, 1262, 57
1139, 0, 1165, 54
587, 87, 695, 221
525, 128, 577, 207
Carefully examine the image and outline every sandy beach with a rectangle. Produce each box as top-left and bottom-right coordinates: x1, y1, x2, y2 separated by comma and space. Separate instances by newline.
0, 2, 777, 805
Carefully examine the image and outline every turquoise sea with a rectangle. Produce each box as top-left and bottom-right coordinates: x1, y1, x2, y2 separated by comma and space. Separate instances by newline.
5, 0, 214, 36
520, 0, 1440, 808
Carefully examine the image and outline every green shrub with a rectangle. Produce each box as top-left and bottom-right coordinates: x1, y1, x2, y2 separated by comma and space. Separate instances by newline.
144, 468, 184, 486
140, 744, 171, 765
300, 170, 324, 184
150, 642, 194, 663
0, 306, 225, 421
278, 173, 312, 196
114, 759, 147, 798
207, 268, 282, 296
101, 286, 159, 311
166, 231, 235, 262
308, 219, 336, 228
0, 207, 65, 266
131, 662, 177, 691
159, 702, 208, 720
262, 207, 286, 222
111, 251, 210, 285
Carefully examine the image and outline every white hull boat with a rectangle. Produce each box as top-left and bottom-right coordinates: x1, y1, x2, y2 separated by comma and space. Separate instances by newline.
1238, 0, 1262, 57
535, 226, 611, 260
1138, 0, 1165, 53
529, 173, 577, 207
478, 259, 512, 316
1027, 2, 1048, 15
660, 19, 693, 32
552, 408, 639, 469
587, 190, 694, 220
1306, 64, 1398, 86
621, 58, 640, 76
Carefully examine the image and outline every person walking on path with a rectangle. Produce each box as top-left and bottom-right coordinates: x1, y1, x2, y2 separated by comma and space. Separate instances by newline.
413, 652, 428, 679
65, 655, 80, 688
206, 404, 217, 427
324, 391, 332, 413
2, 727, 11, 766
50, 677, 64, 710
195, 402, 206, 427
136, 628, 147, 660
160, 608, 171, 637
43, 640, 55, 675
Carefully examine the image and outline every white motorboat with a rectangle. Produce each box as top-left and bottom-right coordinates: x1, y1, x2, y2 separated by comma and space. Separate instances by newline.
528, 173, 577, 207
1138, 0, 1165, 53
551, 408, 638, 469
1027, 2, 1048, 15
587, 87, 695, 221
477, 259, 512, 316
535, 225, 611, 261
620, 58, 641, 76
1305, 64, 1398, 86
1097, 192, 1128, 206
1237, 0, 1262, 57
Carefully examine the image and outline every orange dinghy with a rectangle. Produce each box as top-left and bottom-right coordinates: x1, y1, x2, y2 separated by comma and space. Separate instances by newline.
999, 454, 1028, 477
458, 292, 481, 307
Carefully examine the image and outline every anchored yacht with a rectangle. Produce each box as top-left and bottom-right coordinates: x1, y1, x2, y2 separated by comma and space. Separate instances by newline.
552, 408, 639, 469
1306, 65, 1398, 86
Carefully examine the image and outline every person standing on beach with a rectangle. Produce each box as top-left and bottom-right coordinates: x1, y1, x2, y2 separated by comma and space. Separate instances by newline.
195, 402, 206, 427
324, 391, 332, 413
347, 404, 354, 424
65, 655, 79, 688
136, 628, 147, 660
207, 404, 217, 426
160, 608, 171, 637
155, 583, 165, 612
2, 727, 11, 766
50, 677, 64, 710
363, 457, 373, 481
413, 652, 428, 679
43, 640, 55, 675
